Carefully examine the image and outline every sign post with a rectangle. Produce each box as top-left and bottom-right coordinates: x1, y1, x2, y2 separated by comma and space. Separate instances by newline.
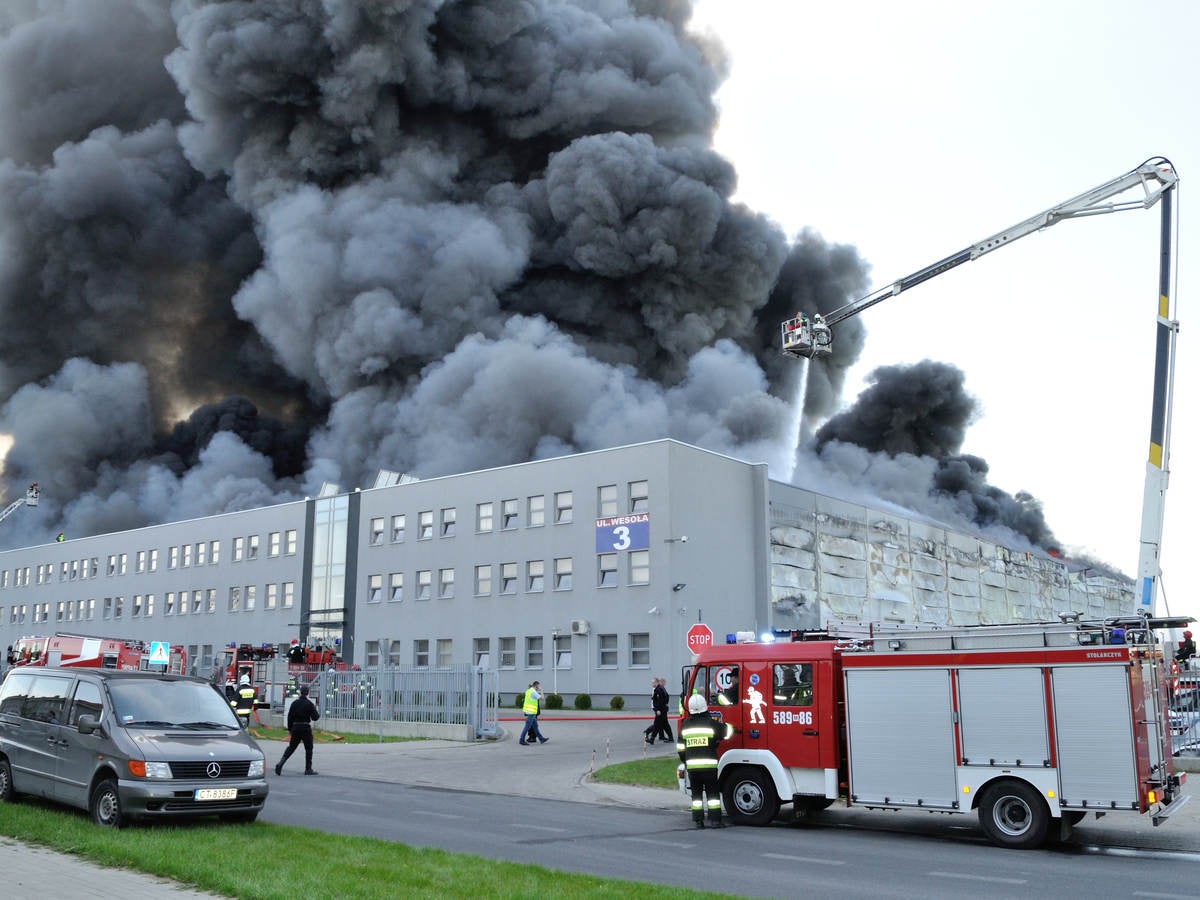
686, 623, 714, 656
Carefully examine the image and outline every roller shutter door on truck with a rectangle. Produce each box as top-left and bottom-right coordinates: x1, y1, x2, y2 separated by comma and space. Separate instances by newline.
845, 667, 957, 808
1052, 665, 1138, 808
957, 666, 1049, 767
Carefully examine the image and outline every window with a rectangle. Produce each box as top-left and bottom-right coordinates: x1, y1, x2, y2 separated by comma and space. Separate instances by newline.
144, 594, 155, 617
526, 560, 544, 593
119, 554, 127, 575
773, 663, 814, 707
630, 549, 650, 585
498, 637, 516, 668
165, 592, 175, 616
528, 494, 545, 527
440, 507, 456, 537
284, 531, 296, 555
500, 563, 517, 595
388, 642, 403, 666
210, 540, 220, 564
247, 535, 260, 560
598, 484, 617, 517
418, 510, 433, 540
148, 549, 158, 572
266, 583, 278, 610
182, 544, 192, 568
245, 584, 256, 610
166, 548, 178, 570
193, 590, 205, 615
554, 557, 573, 591
103, 597, 112, 619
629, 632, 650, 667
554, 633, 572, 670
370, 517, 385, 546
233, 537, 245, 562
389, 573, 404, 603
474, 565, 491, 596
228, 586, 241, 612
82, 598, 95, 620
55, 601, 66, 622
416, 570, 432, 600
414, 639, 429, 668
195, 541, 207, 566
206, 589, 217, 614
476, 502, 493, 532
501, 499, 518, 530
282, 582, 295, 609
554, 490, 573, 524
368, 574, 383, 603
365, 641, 380, 668
473, 638, 490, 667
113, 596, 124, 619
136, 550, 146, 574
438, 568, 455, 599
598, 553, 617, 587
132, 594, 143, 618
629, 479, 649, 513
525, 636, 544, 669
390, 515, 405, 543
269, 532, 281, 557
437, 639, 453, 668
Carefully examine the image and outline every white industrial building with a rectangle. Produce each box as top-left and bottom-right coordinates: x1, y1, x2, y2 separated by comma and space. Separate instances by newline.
0, 439, 1133, 702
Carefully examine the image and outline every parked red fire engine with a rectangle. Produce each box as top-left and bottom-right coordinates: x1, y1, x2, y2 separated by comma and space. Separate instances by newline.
680, 615, 1190, 849
5, 632, 186, 673
217, 642, 278, 698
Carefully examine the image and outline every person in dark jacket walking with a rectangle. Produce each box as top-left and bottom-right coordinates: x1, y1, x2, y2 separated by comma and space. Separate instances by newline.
677, 693, 732, 828
275, 683, 320, 775
645, 677, 673, 744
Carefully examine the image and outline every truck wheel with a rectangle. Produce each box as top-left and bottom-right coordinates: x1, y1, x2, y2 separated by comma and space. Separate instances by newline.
0, 758, 14, 802
978, 780, 1049, 849
89, 779, 124, 828
722, 768, 779, 826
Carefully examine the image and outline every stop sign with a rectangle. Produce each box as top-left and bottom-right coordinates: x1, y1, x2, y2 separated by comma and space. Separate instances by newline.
686, 623, 714, 654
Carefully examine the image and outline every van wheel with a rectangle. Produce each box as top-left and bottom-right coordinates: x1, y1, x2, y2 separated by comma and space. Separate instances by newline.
0, 758, 14, 802
90, 779, 124, 828
978, 780, 1049, 849
722, 767, 779, 826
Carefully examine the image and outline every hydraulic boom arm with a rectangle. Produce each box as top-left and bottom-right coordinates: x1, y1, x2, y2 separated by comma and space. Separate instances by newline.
781, 157, 1178, 356
0, 482, 39, 526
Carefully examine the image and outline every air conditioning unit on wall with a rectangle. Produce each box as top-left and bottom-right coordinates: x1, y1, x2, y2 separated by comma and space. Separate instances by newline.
570, 618, 590, 635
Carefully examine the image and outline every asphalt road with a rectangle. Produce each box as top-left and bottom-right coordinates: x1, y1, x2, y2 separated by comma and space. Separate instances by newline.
255, 713, 1200, 897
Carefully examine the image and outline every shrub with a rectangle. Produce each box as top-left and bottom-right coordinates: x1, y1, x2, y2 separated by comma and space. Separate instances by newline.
609, 695, 625, 710
515, 694, 525, 708
574, 693, 592, 710
545, 693, 564, 709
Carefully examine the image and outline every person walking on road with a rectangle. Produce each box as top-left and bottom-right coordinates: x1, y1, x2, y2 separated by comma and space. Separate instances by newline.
519, 680, 548, 745
678, 693, 732, 828
645, 677, 673, 744
275, 683, 321, 775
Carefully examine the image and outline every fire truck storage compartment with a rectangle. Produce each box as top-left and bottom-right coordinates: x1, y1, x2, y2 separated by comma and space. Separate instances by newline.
1052, 664, 1138, 809
958, 667, 1048, 766
844, 667, 958, 808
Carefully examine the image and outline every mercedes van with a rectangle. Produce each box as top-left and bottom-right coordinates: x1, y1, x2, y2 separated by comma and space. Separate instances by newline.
0, 667, 268, 826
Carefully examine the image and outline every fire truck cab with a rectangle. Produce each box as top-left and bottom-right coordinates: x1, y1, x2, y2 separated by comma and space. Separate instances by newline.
682, 616, 1190, 849
6, 633, 185, 673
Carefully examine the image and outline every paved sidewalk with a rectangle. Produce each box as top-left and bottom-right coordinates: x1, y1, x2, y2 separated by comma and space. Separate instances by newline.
3, 711, 1198, 896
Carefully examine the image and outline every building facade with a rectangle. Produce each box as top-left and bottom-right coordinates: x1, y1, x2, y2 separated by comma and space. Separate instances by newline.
0, 440, 1133, 702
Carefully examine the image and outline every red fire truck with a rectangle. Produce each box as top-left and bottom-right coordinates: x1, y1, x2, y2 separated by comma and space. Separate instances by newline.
5, 632, 186, 673
680, 616, 1190, 849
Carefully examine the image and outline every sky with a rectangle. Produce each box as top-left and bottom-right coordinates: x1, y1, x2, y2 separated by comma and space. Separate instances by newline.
689, 0, 1198, 623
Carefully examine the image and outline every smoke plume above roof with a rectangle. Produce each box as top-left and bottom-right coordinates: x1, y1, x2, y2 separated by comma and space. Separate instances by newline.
0, 0, 1063, 559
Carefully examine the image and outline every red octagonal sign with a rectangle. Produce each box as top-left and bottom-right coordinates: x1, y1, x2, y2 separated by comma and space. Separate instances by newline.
686, 623, 714, 655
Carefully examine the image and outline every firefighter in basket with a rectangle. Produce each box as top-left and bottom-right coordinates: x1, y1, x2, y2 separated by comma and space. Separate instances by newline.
677, 693, 734, 829
1177, 630, 1196, 663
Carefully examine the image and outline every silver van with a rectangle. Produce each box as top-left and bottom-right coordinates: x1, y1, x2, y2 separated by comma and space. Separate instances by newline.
0, 667, 269, 826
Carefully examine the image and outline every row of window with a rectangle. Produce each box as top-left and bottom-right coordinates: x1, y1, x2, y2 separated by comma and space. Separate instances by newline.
365, 551, 652, 603
0, 530, 301, 591
367, 481, 649, 547
361, 633, 652, 670
4, 580, 299, 626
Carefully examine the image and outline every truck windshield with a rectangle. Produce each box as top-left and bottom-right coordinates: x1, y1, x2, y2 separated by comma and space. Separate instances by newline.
108, 679, 239, 728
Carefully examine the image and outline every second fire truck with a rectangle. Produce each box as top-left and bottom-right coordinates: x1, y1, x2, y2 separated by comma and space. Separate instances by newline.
681, 615, 1190, 849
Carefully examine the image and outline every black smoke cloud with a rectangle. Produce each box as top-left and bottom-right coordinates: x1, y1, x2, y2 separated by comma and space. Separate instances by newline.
0, 0, 1063, 562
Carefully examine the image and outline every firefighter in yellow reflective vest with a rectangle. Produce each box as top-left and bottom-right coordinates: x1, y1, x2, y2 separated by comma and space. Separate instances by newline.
231, 680, 256, 728
677, 693, 733, 828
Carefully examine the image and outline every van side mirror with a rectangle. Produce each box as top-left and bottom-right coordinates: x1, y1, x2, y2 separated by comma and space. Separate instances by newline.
77, 713, 102, 735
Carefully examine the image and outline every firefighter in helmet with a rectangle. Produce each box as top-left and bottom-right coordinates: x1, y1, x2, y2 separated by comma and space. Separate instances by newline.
232, 674, 257, 729
1177, 630, 1196, 663
677, 693, 733, 829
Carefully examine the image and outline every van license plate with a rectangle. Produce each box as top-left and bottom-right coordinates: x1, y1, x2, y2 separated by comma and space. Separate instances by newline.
194, 788, 238, 801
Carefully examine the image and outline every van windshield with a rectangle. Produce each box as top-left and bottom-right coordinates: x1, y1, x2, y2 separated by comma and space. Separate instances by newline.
108, 679, 240, 729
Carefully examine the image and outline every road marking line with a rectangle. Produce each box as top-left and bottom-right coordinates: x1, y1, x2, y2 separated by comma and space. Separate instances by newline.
762, 853, 845, 866
509, 823, 569, 833
408, 810, 465, 819
929, 871, 1026, 885
623, 836, 694, 848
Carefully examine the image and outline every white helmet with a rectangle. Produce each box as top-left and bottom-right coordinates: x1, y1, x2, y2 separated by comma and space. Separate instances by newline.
688, 693, 708, 714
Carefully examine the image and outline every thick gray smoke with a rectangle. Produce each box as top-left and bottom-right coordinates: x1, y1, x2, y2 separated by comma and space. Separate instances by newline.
0, 0, 1064, 562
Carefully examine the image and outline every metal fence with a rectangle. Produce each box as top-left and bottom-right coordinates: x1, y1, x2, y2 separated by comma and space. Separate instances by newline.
259, 660, 499, 739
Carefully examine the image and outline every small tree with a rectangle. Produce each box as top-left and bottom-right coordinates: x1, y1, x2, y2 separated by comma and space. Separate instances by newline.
545, 692, 564, 709
574, 693, 592, 710
609, 695, 625, 710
